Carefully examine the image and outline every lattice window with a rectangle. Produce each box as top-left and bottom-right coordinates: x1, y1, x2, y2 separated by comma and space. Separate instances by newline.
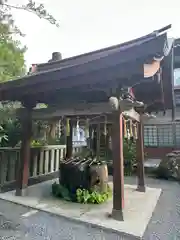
144, 124, 174, 147
157, 125, 173, 146
144, 125, 158, 146
175, 92, 180, 106
175, 123, 180, 146
174, 68, 180, 87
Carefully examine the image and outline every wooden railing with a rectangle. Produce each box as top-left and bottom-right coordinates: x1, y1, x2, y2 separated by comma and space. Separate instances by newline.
0, 145, 83, 192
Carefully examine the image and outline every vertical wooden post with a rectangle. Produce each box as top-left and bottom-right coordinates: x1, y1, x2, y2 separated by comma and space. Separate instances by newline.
136, 113, 146, 192
111, 111, 124, 221
66, 120, 73, 159
88, 125, 93, 149
92, 125, 97, 155
96, 123, 101, 161
105, 125, 110, 158
16, 105, 33, 196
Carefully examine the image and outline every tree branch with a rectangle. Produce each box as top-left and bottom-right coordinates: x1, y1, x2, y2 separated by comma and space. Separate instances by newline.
2, 2, 59, 27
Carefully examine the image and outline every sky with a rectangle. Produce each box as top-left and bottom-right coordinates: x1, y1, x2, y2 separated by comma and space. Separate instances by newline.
9, 0, 180, 68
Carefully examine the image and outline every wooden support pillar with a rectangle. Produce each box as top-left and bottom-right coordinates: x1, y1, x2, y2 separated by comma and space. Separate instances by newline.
16, 105, 33, 196
96, 123, 101, 161
136, 113, 146, 192
105, 126, 110, 159
92, 125, 97, 155
88, 125, 93, 149
111, 111, 124, 221
66, 120, 73, 159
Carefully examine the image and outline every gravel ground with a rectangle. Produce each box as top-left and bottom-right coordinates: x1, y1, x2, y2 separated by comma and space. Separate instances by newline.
0, 177, 180, 240
143, 178, 180, 240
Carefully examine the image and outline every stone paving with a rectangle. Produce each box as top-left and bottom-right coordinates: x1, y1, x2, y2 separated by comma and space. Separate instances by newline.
0, 178, 162, 239
0, 199, 138, 240
0, 177, 180, 239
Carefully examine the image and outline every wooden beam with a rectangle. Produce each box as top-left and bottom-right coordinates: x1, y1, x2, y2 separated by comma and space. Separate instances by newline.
28, 102, 141, 122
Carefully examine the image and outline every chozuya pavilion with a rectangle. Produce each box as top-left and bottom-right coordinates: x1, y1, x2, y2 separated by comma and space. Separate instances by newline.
0, 24, 174, 221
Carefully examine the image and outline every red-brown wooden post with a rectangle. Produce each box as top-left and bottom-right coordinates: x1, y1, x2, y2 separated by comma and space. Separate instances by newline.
136, 112, 146, 192
16, 104, 34, 196
111, 110, 124, 221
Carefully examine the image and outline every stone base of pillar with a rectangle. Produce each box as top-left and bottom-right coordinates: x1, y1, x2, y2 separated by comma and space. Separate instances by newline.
136, 185, 146, 192
15, 187, 28, 197
111, 209, 124, 221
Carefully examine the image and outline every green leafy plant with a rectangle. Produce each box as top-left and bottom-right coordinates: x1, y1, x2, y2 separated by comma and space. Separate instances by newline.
0, 119, 21, 147
52, 182, 112, 204
106, 138, 137, 176
76, 186, 112, 204
0, 125, 8, 144
123, 138, 136, 162
31, 139, 46, 147
123, 138, 136, 176
52, 182, 71, 201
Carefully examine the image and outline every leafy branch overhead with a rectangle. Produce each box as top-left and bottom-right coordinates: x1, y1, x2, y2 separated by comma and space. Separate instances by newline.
0, 1, 59, 143
0, 22, 26, 81
0, 0, 59, 29
0, 0, 59, 82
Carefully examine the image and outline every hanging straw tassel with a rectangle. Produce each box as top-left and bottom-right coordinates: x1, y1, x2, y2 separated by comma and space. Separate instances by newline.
58, 119, 61, 138
108, 124, 112, 137
107, 125, 112, 150
104, 116, 107, 136
124, 118, 127, 138
91, 127, 94, 139
129, 120, 133, 137
66, 118, 70, 136
76, 119, 79, 129
76, 118, 80, 141
134, 123, 138, 140
85, 118, 89, 138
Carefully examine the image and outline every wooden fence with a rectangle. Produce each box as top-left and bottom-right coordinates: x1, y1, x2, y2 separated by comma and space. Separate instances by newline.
0, 145, 82, 192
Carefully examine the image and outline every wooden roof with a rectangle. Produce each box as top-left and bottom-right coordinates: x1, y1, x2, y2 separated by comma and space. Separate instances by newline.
0, 25, 174, 113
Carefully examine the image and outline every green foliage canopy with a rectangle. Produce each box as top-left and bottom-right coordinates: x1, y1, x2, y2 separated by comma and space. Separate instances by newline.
0, 0, 59, 82
0, 23, 26, 82
0, 0, 60, 143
